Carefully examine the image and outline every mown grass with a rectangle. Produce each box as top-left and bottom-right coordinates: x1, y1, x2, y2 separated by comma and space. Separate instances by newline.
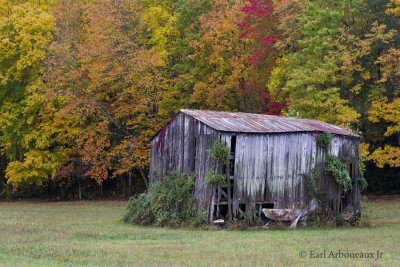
0, 197, 399, 267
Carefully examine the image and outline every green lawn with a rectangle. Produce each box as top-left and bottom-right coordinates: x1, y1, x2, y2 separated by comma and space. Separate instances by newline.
0, 197, 399, 267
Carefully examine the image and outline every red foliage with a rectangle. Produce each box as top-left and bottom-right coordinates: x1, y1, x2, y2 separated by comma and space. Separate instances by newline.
238, 1, 285, 114
238, 0, 278, 66
241, 0, 274, 17
264, 101, 287, 115
260, 92, 287, 115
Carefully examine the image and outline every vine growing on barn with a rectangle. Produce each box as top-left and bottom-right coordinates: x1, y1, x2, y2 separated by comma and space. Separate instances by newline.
326, 155, 352, 193
316, 132, 332, 151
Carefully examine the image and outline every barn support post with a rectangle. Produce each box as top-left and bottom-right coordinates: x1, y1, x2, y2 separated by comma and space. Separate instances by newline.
226, 158, 232, 221
209, 190, 215, 222
216, 186, 221, 218
246, 198, 256, 225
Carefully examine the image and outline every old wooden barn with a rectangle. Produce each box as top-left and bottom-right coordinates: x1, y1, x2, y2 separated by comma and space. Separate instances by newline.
150, 110, 361, 222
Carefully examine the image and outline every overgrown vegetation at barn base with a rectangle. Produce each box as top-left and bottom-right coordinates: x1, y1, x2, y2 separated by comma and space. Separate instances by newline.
123, 173, 206, 227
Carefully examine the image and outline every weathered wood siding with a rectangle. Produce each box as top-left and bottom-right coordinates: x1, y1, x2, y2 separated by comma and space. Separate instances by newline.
231, 133, 313, 210
150, 114, 361, 219
150, 113, 216, 180
225, 132, 360, 214
150, 113, 218, 213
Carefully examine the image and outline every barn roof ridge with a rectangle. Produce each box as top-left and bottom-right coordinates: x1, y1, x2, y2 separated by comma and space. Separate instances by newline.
179, 109, 359, 137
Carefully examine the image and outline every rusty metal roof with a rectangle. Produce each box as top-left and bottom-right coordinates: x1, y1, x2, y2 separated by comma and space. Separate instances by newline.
180, 109, 359, 137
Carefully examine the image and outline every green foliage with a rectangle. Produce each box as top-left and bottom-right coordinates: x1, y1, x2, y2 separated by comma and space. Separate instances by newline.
325, 155, 352, 193
335, 213, 345, 226
123, 173, 203, 227
306, 213, 321, 227
205, 170, 226, 186
274, 0, 360, 124
316, 132, 332, 151
358, 149, 368, 176
122, 191, 155, 226
285, 109, 300, 118
359, 175, 368, 192
209, 140, 229, 164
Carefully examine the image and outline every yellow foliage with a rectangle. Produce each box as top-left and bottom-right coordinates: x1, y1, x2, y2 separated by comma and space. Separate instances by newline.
0, 3, 55, 85
369, 99, 400, 137
140, 5, 178, 56
6, 150, 62, 187
359, 143, 371, 159
368, 99, 400, 168
268, 57, 288, 99
386, 0, 400, 16
376, 48, 400, 84
369, 146, 400, 168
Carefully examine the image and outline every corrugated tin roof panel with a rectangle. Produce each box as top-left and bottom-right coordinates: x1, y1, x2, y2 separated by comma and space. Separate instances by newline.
180, 109, 359, 137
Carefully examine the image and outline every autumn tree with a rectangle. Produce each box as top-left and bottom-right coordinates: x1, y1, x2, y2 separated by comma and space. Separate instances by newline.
239, 0, 288, 114
0, 2, 60, 186
187, 0, 267, 112
44, 0, 169, 189
272, 1, 360, 124
368, 99, 400, 167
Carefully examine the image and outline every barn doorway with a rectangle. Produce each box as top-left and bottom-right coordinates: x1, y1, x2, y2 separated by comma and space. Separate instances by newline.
214, 135, 236, 219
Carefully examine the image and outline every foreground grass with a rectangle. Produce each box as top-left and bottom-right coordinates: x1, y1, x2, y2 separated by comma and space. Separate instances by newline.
0, 197, 399, 267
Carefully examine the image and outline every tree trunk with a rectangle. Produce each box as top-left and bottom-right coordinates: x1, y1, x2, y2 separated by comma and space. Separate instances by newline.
128, 171, 132, 197
60, 185, 65, 199
78, 179, 82, 200
121, 175, 126, 197
139, 168, 149, 189
99, 182, 103, 197
47, 180, 52, 199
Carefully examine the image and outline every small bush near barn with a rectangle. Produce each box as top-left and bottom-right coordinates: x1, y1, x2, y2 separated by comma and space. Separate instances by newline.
123, 173, 205, 227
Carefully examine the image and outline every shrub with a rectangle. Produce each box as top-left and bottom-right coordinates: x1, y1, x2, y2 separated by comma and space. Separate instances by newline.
306, 213, 321, 227
336, 213, 345, 226
123, 192, 154, 225
123, 172, 203, 227
205, 170, 226, 186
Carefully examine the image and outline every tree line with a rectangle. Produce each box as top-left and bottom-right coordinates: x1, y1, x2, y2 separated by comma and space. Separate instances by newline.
1, 0, 399, 198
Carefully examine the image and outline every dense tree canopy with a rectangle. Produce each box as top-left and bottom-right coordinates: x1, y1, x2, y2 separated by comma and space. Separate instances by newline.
0, 0, 399, 196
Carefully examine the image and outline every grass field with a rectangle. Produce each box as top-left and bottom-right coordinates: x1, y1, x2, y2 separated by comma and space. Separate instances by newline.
0, 196, 399, 267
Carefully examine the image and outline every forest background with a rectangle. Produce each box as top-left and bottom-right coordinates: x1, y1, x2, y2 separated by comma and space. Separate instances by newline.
1, 0, 399, 199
